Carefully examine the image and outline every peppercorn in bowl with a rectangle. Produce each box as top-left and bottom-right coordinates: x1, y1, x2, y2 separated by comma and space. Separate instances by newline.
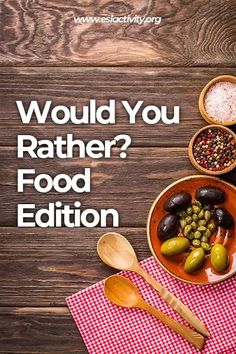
188, 125, 236, 176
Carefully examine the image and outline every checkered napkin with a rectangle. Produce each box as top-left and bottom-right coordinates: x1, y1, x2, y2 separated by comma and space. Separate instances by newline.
66, 257, 236, 354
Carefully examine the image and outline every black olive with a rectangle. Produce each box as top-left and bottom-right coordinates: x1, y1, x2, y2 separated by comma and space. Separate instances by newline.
213, 208, 234, 229
158, 214, 179, 241
195, 186, 225, 205
164, 192, 192, 212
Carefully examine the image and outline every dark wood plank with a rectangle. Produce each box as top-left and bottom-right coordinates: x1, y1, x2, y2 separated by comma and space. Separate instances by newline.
0, 0, 235, 66
1, 67, 236, 147
0, 227, 148, 306
0, 307, 86, 353
0, 146, 198, 227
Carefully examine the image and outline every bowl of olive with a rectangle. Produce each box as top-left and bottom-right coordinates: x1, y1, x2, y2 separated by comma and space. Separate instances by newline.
147, 175, 236, 285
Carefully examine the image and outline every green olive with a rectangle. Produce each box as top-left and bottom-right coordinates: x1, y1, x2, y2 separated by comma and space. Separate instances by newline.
192, 205, 200, 214
193, 201, 202, 208
204, 229, 211, 238
210, 244, 229, 272
192, 214, 198, 222
208, 222, 216, 232
186, 207, 193, 215
201, 242, 211, 252
184, 248, 205, 273
161, 237, 190, 256
197, 226, 207, 232
191, 221, 198, 230
198, 219, 207, 226
201, 235, 209, 243
192, 239, 201, 247
180, 219, 186, 229
204, 210, 212, 222
198, 209, 204, 219
184, 225, 192, 236
194, 231, 201, 239
185, 216, 192, 224
188, 232, 194, 240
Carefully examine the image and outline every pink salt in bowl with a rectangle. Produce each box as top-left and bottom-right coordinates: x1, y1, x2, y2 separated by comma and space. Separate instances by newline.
199, 75, 236, 126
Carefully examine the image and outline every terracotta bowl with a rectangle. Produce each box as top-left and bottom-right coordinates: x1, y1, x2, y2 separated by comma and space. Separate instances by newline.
188, 125, 236, 176
199, 75, 236, 126
147, 175, 236, 285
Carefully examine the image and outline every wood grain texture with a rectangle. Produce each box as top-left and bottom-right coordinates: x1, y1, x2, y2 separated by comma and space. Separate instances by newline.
0, 0, 235, 66
0, 227, 149, 306
1, 3, 236, 350
1, 67, 236, 147
0, 307, 86, 353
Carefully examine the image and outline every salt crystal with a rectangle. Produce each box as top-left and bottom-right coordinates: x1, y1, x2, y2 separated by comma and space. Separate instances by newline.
204, 81, 236, 123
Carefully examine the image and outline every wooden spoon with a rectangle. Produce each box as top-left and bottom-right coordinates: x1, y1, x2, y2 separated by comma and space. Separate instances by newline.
104, 275, 205, 350
98, 232, 209, 337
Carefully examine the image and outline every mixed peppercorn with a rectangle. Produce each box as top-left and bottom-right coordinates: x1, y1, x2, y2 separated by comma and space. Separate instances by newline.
193, 128, 236, 171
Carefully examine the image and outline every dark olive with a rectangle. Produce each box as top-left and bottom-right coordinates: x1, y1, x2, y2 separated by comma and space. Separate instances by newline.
213, 208, 234, 229
164, 192, 191, 212
158, 214, 179, 241
195, 186, 225, 205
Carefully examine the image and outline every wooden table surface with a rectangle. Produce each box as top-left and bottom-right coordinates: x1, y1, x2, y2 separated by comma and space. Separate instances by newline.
0, 1, 235, 353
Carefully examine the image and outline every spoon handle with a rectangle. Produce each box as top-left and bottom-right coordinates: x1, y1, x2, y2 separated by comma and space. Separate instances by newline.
135, 265, 210, 337
140, 302, 205, 350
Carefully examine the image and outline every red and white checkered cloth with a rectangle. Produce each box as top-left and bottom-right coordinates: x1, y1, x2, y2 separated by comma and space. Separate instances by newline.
66, 257, 236, 354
